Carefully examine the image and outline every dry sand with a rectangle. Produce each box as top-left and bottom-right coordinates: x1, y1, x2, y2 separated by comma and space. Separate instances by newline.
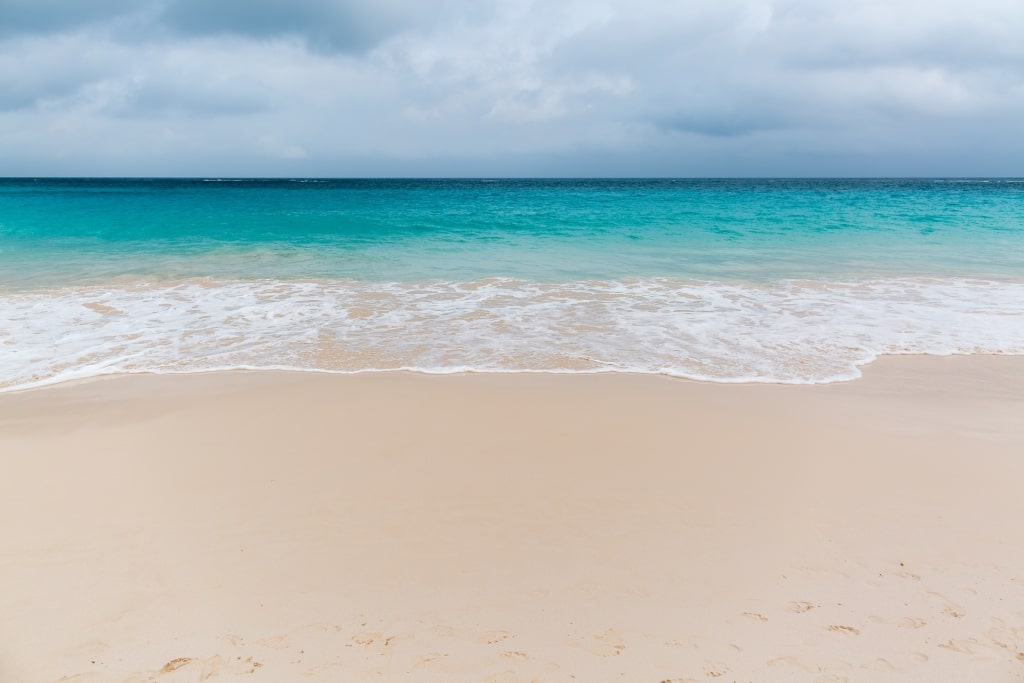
1, 356, 1023, 683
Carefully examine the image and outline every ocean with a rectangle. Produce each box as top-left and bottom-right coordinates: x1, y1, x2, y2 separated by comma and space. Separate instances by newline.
1, 178, 1023, 391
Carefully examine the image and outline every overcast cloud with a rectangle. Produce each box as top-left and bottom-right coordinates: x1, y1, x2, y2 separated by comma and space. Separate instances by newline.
1, 0, 1022, 176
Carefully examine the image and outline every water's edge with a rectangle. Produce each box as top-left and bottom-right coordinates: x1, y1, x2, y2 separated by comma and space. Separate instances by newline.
4, 351, 1021, 397
4, 276, 1023, 393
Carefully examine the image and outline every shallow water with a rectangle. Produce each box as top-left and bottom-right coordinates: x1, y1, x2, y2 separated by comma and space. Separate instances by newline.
2, 178, 1022, 389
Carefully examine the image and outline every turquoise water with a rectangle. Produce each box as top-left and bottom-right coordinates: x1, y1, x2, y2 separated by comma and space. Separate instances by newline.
2, 178, 1024, 285
2, 178, 1023, 389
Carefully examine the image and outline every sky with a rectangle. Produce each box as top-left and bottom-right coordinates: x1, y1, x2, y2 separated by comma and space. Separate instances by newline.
1, 0, 1023, 177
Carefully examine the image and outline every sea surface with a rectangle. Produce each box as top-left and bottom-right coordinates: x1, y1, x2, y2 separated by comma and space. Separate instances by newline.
2, 178, 1023, 391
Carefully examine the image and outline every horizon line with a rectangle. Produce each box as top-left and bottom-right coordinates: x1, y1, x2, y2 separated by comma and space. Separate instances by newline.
4, 176, 1024, 181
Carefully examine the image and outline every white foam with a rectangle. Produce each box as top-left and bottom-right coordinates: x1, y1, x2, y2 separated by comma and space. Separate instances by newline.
2, 276, 1023, 392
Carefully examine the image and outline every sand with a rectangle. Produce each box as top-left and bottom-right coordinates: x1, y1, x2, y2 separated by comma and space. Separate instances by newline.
1, 356, 1023, 683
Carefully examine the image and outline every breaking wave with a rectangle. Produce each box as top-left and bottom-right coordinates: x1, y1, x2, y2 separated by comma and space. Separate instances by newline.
3, 276, 1024, 391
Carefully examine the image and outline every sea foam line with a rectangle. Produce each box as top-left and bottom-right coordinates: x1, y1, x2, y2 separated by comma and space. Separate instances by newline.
2, 276, 1023, 392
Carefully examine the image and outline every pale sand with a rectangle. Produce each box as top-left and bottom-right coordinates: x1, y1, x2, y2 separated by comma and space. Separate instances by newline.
2, 356, 1023, 683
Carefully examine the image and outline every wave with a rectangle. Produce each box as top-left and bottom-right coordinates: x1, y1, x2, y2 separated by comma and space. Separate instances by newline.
2, 276, 1023, 392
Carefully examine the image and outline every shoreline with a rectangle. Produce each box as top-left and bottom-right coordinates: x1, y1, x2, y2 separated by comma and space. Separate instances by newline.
4, 350, 1024, 397
2, 355, 1023, 682
5, 275, 1024, 392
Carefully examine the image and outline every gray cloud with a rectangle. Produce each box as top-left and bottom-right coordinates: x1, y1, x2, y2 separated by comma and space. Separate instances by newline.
658, 108, 790, 138
1, 0, 1023, 176
155, 0, 489, 53
0, 32, 121, 110
106, 82, 269, 118
157, 0, 407, 53
0, 0, 137, 35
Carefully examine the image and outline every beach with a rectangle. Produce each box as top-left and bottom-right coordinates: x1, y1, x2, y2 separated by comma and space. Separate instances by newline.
2, 355, 1022, 682
5, 0, 1024, 680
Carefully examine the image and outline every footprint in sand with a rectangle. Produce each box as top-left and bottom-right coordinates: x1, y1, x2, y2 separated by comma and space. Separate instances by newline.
938, 638, 983, 655
861, 658, 898, 672
146, 655, 262, 680
890, 562, 921, 581
160, 658, 192, 673
826, 625, 860, 636
258, 634, 290, 650
348, 632, 398, 654
664, 639, 695, 649
703, 662, 729, 678
234, 657, 263, 674
986, 618, 1024, 651
591, 629, 626, 657
480, 630, 512, 645
767, 656, 815, 673
351, 632, 382, 647
786, 601, 818, 614
868, 616, 927, 629
927, 591, 966, 619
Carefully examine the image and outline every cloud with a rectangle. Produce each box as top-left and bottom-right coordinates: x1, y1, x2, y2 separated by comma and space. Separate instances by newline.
0, 33, 115, 110
0, 0, 137, 35
0, 0, 1023, 176
768, 0, 1024, 71
157, 0, 410, 53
